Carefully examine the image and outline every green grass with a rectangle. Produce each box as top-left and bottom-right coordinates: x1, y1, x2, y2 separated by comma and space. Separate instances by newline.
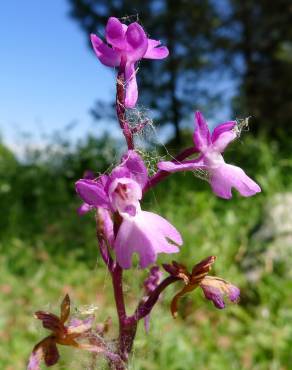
0, 135, 292, 369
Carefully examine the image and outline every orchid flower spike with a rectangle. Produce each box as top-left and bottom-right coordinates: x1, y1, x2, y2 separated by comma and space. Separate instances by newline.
158, 111, 261, 199
90, 17, 169, 108
75, 150, 182, 269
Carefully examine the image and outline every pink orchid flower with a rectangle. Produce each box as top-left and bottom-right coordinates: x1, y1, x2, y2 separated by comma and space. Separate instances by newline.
90, 17, 169, 108
158, 111, 261, 199
75, 151, 182, 269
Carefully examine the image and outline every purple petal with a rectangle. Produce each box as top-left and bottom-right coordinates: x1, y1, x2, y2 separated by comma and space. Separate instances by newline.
105, 17, 127, 49
68, 315, 94, 334
108, 177, 142, 216
211, 121, 237, 152
90, 34, 121, 67
193, 111, 211, 151
210, 163, 261, 199
27, 343, 43, 370
114, 211, 182, 269
144, 266, 163, 294
146, 39, 160, 48
108, 166, 131, 186
97, 208, 114, 245
200, 276, 240, 309
77, 203, 93, 216
144, 39, 169, 59
124, 62, 138, 108
211, 121, 236, 142
157, 157, 207, 173
201, 283, 225, 309
75, 179, 109, 208
125, 22, 148, 61
121, 150, 148, 187
228, 285, 241, 302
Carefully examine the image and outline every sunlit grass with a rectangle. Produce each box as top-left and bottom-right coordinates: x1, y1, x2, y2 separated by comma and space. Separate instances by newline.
1, 136, 292, 369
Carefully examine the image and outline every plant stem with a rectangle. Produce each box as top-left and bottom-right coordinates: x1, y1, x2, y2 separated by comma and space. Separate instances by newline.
144, 146, 199, 192
116, 70, 134, 150
134, 276, 179, 321
111, 264, 126, 324
111, 263, 138, 366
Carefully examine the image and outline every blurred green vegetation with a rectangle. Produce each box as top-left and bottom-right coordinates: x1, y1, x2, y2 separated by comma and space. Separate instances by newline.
0, 133, 292, 369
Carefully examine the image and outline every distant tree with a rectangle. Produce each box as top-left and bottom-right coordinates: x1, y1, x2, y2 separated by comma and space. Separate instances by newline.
67, 0, 217, 144
216, 0, 292, 138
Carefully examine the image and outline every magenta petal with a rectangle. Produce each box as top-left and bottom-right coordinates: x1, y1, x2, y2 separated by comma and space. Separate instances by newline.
90, 34, 120, 67
144, 266, 162, 294
125, 22, 148, 61
144, 39, 169, 59
212, 130, 237, 153
144, 211, 182, 249
77, 203, 92, 216
97, 208, 114, 245
121, 150, 148, 187
27, 345, 43, 370
114, 211, 182, 269
68, 315, 94, 334
75, 179, 109, 208
228, 285, 241, 302
210, 163, 261, 199
193, 111, 211, 151
158, 157, 207, 173
124, 62, 138, 108
201, 284, 225, 309
200, 276, 240, 309
211, 121, 236, 142
109, 166, 131, 185
105, 17, 127, 49
114, 217, 156, 268
211, 121, 237, 152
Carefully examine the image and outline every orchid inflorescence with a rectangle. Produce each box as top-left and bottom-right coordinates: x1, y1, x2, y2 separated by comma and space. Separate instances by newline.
28, 17, 261, 370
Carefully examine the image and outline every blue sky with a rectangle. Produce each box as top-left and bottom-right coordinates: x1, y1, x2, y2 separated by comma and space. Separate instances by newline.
0, 0, 114, 150
0, 1, 236, 153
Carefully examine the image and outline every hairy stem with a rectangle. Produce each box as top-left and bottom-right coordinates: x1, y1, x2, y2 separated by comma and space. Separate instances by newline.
135, 276, 179, 321
111, 263, 138, 366
144, 146, 199, 192
116, 71, 134, 150
111, 264, 126, 323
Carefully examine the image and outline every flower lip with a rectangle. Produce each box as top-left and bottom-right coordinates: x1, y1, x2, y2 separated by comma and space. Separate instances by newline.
108, 177, 142, 216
